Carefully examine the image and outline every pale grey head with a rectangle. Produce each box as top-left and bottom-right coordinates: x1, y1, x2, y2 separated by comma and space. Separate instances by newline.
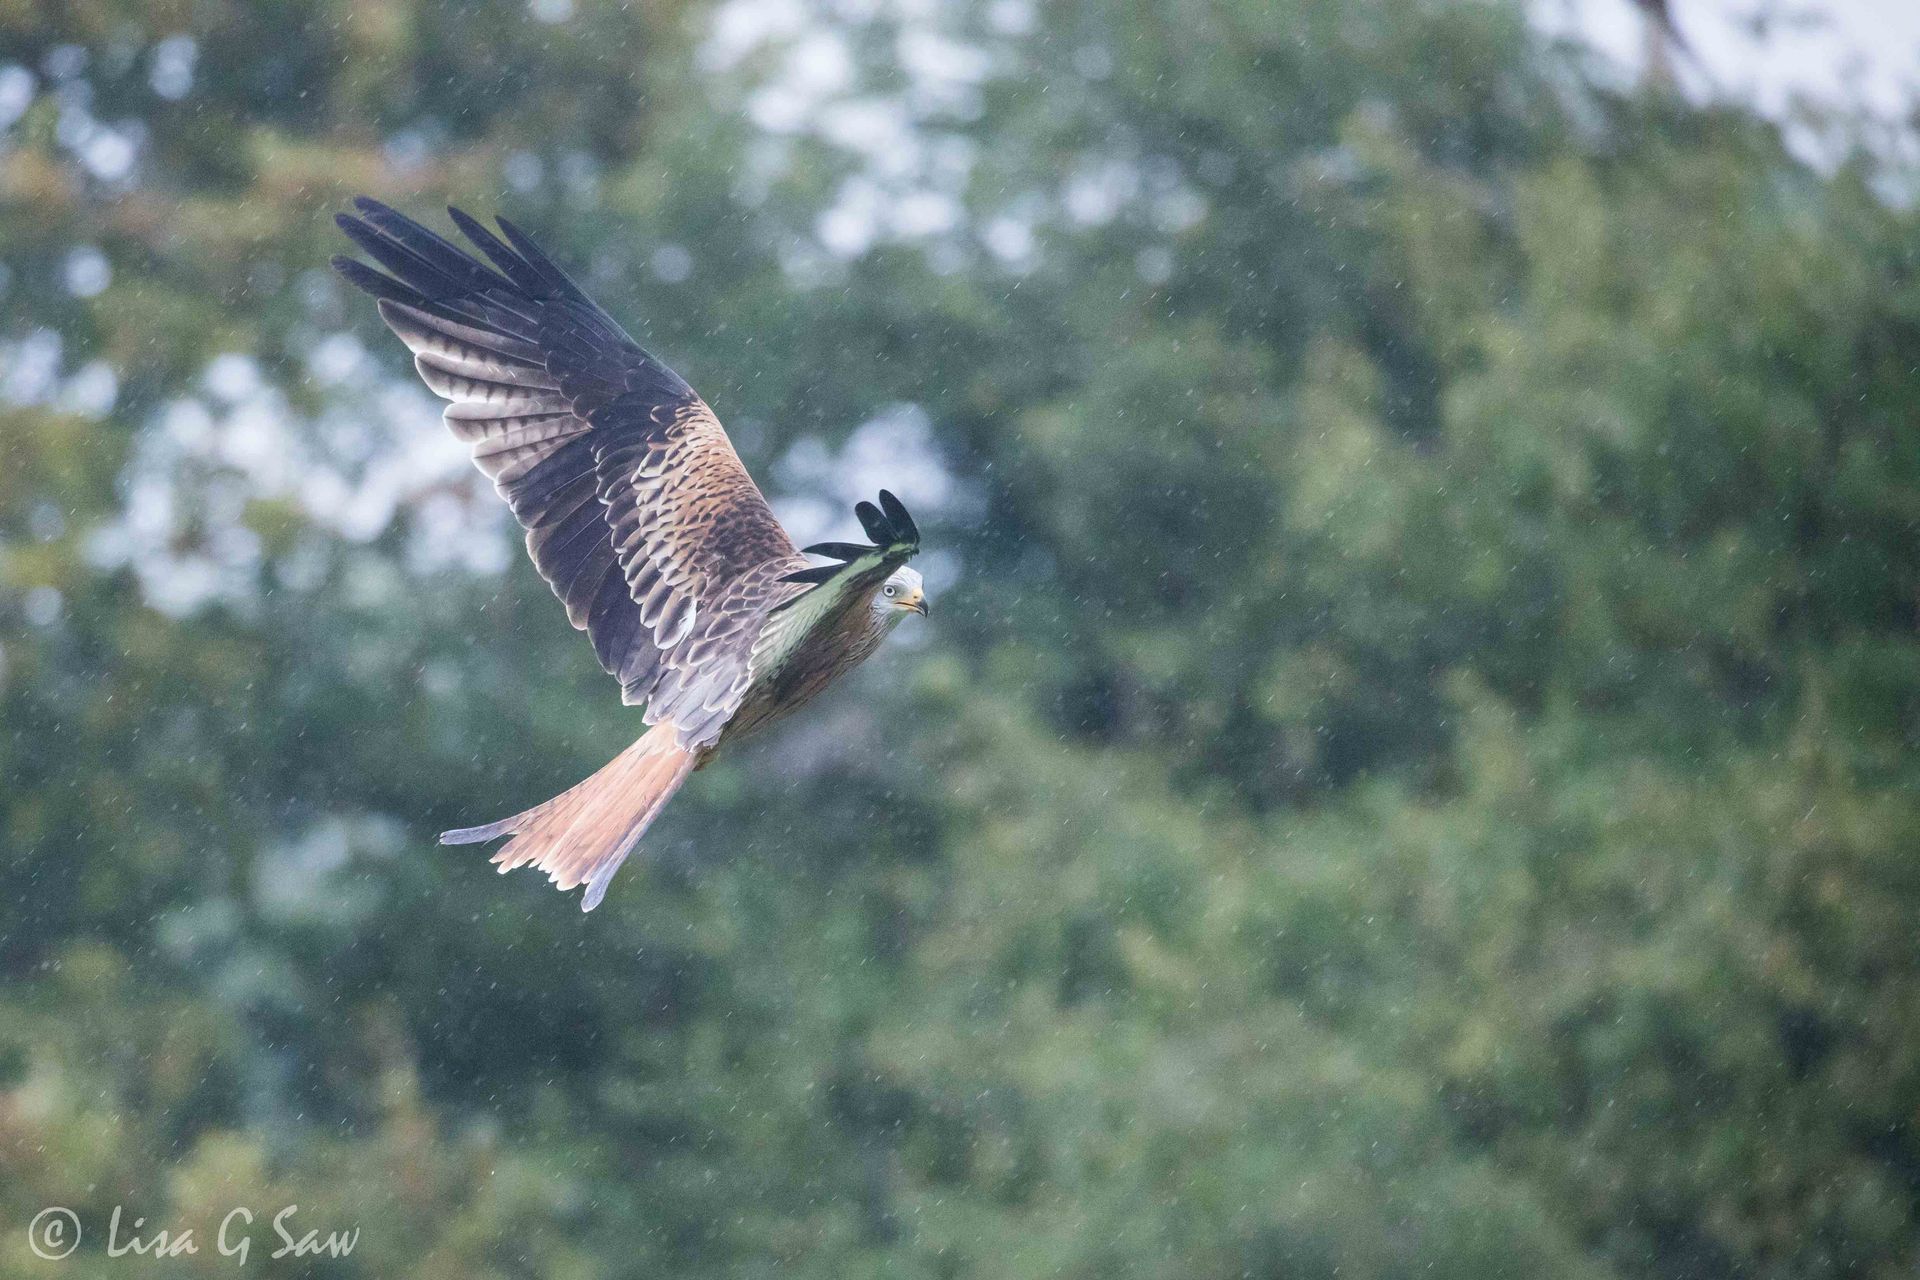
876, 565, 928, 623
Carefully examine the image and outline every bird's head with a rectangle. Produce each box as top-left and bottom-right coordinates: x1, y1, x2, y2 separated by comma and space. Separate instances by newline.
877, 566, 929, 620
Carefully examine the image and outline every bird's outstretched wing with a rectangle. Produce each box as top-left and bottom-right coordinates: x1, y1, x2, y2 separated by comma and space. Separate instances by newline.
332, 198, 804, 745
779, 490, 921, 601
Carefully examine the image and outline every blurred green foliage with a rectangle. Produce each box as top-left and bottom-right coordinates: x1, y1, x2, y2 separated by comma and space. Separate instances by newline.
2, 0, 1918, 1275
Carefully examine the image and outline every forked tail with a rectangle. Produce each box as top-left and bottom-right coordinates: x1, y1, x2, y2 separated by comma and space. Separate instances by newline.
441, 723, 697, 911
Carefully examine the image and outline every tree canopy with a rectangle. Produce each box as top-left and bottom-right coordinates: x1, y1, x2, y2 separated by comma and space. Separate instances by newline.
2, 0, 1918, 1275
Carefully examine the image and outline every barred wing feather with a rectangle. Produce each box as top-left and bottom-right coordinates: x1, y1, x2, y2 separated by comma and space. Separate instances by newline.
332, 198, 804, 748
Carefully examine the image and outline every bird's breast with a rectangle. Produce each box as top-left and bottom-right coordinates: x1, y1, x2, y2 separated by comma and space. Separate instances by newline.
720, 604, 893, 746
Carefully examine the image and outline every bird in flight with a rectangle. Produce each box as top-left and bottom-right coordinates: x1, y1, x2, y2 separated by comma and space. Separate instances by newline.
331, 198, 929, 911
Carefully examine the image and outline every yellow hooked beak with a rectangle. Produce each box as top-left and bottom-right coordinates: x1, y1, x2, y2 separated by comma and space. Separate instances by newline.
897, 588, 929, 617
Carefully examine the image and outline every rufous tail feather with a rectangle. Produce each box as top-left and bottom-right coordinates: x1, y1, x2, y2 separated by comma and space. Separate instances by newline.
440, 723, 697, 911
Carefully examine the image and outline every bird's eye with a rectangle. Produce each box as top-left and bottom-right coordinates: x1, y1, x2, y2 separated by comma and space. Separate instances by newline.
883, 585, 897, 597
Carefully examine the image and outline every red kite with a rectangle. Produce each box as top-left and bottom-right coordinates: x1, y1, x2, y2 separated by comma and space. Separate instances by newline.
333, 199, 928, 910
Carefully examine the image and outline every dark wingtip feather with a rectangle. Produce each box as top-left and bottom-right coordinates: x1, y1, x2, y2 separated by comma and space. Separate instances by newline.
347, 198, 424, 246
446, 205, 544, 293
855, 501, 890, 544
445, 206, 496, 252
496, 213, 591, 305
333, 212, 449, 290
795, 493, 922, 582
331, 254, 424, 307
877, 489, 919, 545
493, 215, 542, 260
334, 214, 385, 257
800, 541, 871, 561
333, 211, 365, 238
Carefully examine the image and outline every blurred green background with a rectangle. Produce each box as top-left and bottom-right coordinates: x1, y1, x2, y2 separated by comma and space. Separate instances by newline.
3, 0, 1919, 1275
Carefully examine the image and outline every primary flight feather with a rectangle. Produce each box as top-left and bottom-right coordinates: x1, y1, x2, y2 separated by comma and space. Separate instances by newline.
331, 198, 929, 911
